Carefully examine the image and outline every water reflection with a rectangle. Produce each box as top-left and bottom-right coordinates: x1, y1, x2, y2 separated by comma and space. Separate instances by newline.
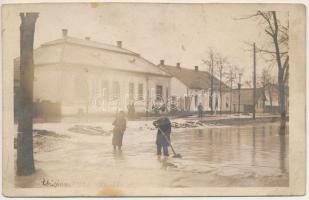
252, 127, 256, 166
175, 123, 288, 178
113, 150, 125, 161
279, 129, 287, 174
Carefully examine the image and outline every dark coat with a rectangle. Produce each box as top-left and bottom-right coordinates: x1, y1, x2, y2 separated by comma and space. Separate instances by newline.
198, 104, 204, 116
112, 116, 127, 146
153, 117, 172, 146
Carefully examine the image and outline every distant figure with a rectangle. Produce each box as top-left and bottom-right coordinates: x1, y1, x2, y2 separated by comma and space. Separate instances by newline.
127, 103, 135, 119
112, 111, 127, 151
152, 103, 159, 114
198, 103, 204, 119
161, 103, 166, 112
214, 96, 219, 115
153, 117, 172, 157
170, 102, 178, 114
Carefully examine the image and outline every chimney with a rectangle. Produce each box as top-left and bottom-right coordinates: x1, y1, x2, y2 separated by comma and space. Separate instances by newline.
176, 62, 181, 68
85, 37, 90, 40
117, 41, 122, 48
62, 29, 68, 38
194, 66, 199, 71
160, 60, 165, 65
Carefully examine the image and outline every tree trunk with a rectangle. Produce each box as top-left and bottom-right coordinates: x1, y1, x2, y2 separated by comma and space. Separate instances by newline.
278, 70, 286, 132
230, 77, 232, 113
16, 13, 39, 176
271, 11, 287, 133
268, 86, 273, 113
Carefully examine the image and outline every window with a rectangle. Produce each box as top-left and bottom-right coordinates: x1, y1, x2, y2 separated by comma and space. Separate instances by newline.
138, 83, 143, 100
112, 81, 120, 100
156, 85, 163, 100
129, 82, 134, 99
101, 80, 109, 100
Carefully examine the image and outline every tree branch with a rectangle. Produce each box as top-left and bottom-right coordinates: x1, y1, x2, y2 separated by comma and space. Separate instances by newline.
257, 47, 288, 55
265, 29, 274, 37
233, 13, 260, 20
258, 11, 275, 35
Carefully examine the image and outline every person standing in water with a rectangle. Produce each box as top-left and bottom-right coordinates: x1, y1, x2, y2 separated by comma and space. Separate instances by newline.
153, 117, 172, 157
197, 102, 204, 120
112, 111, 127, 151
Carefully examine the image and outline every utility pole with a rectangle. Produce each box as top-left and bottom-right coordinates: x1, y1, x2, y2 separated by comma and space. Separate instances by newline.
17, 12, 39, 176
238, 73, 242, 114
219, 60, 223, 115
210, 58, 214, 114
253, 43, 256, 119
229, 69, 233, 114
146, 76, 149, 118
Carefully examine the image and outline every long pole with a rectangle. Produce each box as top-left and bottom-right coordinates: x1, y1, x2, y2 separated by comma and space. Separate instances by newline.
210, 60, 214, 114
253, 43, 256, 119
230, 70, 233, 113
157, 127, 179, 157
238, 73, 242, 114
146, 77, 149, 118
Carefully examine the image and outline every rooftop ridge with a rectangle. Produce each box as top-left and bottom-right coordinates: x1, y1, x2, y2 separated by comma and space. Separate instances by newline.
41, 36, 139, 56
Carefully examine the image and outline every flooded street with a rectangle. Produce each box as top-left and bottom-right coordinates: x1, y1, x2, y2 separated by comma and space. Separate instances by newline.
15, 121, 289, 190
170, 123, 288, 187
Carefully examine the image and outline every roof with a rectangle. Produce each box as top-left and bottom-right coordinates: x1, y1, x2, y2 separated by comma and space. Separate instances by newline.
14, 36, 170, 77
159, 64, 229, 90
232, 88, 265, 105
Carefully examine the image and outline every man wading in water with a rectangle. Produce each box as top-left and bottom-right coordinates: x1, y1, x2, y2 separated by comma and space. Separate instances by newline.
153, 117, 172, 158
112, 111, 127, 151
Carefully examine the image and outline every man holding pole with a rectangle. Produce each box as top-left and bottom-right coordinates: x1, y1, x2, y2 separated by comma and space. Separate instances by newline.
153, 117, 172, 157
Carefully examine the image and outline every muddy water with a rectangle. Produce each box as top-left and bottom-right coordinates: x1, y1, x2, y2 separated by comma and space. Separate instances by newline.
169, 124, 289, 187
16, 122, 288, 189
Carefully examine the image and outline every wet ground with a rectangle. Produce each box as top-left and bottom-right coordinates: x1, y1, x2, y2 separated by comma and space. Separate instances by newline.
15, 121, 288, 189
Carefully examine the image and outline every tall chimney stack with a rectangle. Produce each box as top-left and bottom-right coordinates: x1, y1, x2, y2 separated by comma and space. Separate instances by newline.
195, 66, 199, 71
62, 29, 68, 38
117, 41, 122, 48
160, 60, 165, 65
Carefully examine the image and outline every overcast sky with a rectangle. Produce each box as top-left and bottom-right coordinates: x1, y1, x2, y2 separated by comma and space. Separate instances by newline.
2, 3, 289, 87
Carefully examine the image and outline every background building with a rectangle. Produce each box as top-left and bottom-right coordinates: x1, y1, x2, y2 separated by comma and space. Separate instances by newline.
14, 29, 171, 116
231, 88, 266, 113
159, 61, 230, 112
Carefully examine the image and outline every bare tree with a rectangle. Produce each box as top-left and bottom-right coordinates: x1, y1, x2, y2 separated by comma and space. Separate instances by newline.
260, 68, 276, 113
216, 55, 228, 114
202, 48, 217, 114
224, 65, 239, 113
239, 11, 289, 131
17, 12, 39, 176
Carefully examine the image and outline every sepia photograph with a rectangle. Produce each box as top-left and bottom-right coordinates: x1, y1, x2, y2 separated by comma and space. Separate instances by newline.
1, 1, 306, 197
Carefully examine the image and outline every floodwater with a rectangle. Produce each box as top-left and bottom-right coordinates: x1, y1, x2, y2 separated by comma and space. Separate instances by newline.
15, 121, 288, 190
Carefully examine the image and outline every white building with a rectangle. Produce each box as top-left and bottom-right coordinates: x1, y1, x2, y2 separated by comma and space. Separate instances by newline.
158, 62, 231, 112
14, 29, 171, 116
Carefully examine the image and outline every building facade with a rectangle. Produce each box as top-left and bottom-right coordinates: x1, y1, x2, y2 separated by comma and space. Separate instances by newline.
231, 88, 266, 113
159, 62, 231, 112
14, 29, 171, 116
